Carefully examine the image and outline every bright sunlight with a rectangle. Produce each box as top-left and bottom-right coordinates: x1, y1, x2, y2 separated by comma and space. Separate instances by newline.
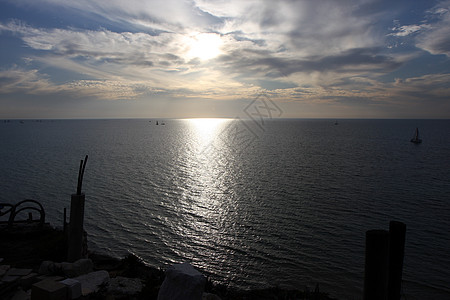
186, 33, 223, 60
188, 118, 231, 147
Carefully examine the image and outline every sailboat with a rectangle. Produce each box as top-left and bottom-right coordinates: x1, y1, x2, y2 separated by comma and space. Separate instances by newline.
410, 127, 422, 144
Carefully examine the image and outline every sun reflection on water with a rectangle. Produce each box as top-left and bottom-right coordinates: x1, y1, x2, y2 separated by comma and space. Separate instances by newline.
176, 118, 238, 266
186, 118, 231, 148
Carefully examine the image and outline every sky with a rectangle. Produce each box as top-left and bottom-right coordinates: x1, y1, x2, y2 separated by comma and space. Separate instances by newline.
0, 0, 449, 119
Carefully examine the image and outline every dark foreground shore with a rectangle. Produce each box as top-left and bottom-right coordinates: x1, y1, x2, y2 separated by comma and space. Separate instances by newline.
0, 224, 337, 299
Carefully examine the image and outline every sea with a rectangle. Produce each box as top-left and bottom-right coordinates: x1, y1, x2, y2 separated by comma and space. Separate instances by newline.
1, 118, 449, 299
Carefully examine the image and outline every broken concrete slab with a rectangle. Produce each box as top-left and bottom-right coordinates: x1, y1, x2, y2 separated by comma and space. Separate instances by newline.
31, 279, 67, 300
36, 275, 65, 282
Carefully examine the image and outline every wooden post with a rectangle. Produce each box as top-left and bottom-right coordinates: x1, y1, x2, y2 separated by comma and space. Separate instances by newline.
63, 208, 67, 235
364, 229, 389, 300
388, 221, 406, 300
67, 193, 85, 262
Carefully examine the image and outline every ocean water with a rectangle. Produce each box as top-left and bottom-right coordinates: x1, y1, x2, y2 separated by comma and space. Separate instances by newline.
1, 118, 449, 299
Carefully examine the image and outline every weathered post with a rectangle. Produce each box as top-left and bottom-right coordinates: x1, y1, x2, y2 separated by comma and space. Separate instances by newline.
364, 229, 389, 300
388, 221, 406, 300
68, 193, 85, 262
67, 155, 88, 262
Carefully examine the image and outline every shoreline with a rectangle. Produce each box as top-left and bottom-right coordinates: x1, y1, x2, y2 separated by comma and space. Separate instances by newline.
0, 224, 337, 299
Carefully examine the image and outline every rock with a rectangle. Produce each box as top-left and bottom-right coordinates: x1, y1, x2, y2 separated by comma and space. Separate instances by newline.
61, 259, 93, 277
38, 261, 59, 275
38, 259, 93, 277
157, 263, 206, 300
73, 270, 110, 296
202, 293, 222, 300
108, 276, 142, 295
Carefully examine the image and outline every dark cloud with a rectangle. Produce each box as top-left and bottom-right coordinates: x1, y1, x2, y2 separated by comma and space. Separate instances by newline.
218, 47, 401, 79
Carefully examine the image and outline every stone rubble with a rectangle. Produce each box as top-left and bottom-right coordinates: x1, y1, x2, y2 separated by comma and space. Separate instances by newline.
158, 262, 207, 300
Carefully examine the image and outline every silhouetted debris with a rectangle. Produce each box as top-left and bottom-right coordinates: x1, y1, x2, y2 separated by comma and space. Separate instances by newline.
1, 227, 338, 300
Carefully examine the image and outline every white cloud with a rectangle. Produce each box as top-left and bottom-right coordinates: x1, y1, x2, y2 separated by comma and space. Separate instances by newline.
416, 2, 450, 56
389, 1, 450, 57
389, 24, 431, 37
10, 0, 220, 32
0, 68, 54, 94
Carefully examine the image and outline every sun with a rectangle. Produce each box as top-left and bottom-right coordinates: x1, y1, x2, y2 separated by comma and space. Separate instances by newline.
187, 33, 223, 60
187, 118, 231, 146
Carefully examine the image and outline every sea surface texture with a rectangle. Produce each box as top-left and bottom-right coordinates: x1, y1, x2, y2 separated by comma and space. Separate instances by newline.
1, 118, 449, 299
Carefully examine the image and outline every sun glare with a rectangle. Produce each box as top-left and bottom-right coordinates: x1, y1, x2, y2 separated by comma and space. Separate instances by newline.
188, 118, 230, 145
187, 33, 223, 60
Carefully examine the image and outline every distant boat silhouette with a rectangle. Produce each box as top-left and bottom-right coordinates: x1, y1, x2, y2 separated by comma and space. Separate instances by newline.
334, 120, 338, 125
156, 121, 159, 125
410, 127, 422, 144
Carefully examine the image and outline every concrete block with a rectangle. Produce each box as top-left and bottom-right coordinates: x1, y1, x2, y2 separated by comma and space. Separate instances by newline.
36, 275, 65, 282
60, 278, 82, 299
31, 279, 67, 300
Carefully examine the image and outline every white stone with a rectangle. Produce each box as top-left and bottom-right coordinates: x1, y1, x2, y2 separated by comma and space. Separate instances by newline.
157, 263, 206, 300
73, 270, 110, 295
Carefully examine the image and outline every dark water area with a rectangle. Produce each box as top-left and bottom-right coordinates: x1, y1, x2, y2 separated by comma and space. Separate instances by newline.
1, 118, 449, 299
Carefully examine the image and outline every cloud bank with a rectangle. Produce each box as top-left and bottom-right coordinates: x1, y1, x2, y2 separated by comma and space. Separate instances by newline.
1, 0, 449, 118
